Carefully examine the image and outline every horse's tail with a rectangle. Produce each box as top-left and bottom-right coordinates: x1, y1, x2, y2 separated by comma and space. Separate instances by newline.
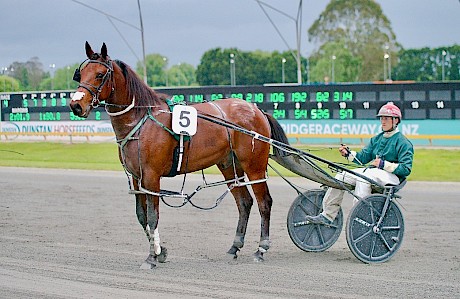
263, 112, 289, 157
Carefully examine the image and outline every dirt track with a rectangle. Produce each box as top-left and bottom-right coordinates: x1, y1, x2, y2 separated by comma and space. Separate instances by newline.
0, 167, 459, 298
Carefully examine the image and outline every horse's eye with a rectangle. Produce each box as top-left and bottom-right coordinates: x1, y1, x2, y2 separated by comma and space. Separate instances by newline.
96, 73, 104, 79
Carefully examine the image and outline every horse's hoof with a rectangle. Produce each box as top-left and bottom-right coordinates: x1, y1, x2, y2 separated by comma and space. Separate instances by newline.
227, 253, 238, 260
227, 246, 239, 259
140, 254, 157, 269
155, 246, 168, 263
140, 261, 156, 269
253, 251, 265, 262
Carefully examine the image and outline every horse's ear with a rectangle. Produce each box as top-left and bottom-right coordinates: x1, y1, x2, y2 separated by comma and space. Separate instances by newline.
85, 41, 94, 59
101, 43, 108, 60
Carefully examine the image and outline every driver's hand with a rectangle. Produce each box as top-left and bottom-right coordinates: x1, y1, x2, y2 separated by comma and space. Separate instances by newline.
339, 144, 349, 157
372, 158, 382, 168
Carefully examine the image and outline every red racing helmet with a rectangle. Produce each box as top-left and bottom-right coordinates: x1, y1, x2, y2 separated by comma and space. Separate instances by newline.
377, 102, 402, 119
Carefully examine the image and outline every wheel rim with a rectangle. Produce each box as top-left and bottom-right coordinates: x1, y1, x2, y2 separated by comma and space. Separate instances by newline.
346, 195, 404, 263
287, 189, 343, 252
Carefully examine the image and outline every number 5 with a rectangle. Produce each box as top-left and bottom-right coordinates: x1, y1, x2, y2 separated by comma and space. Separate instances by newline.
179, 110, 191, 128
172, 105, 197, 136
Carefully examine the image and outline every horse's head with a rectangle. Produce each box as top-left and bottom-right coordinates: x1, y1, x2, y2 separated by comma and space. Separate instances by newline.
69, 41, 114, 118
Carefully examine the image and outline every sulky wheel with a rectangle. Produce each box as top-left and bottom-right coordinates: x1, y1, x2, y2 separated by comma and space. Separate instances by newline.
346, 194, 404, 263
287, 189, 343, 252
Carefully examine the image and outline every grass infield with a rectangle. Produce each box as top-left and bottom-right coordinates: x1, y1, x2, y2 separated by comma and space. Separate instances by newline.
0, 142, 458, 182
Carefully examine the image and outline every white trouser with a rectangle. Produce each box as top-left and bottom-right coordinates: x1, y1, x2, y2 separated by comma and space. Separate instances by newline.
321, 168, 400, 221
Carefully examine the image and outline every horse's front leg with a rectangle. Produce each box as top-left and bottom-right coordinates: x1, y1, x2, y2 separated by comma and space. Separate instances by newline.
138, 193, 167, 269
135, 193, 149, 239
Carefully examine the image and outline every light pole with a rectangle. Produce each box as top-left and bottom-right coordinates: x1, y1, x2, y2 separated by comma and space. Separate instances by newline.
384, 45, 391, 81
137, 0, 147, 84
71, 0, 147, 83
442, 50, 447, 81
163, 57, 168, 86
331, 55, 336, 83
256, 0, 303, 84
49, 64, 56, 90
230, 53, 236, 86
1, 67, 7, 91
8, 67, 14, 91
281, 58, 286, 83
305, 56, 310, 84
387, 53, 392, 81
66, 66, 71, 89
176, 63, 182, 86
384, 53, 389, 81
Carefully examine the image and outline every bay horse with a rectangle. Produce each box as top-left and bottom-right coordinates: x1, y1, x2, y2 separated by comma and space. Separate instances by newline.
69, 42, 289, 268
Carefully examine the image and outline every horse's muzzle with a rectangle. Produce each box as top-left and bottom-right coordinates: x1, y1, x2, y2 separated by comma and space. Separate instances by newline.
70, 102, 84, 117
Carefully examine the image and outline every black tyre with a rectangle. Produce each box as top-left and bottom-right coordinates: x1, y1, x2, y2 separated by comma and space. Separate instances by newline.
287, 189, 343, 252
346, 194, 404, 263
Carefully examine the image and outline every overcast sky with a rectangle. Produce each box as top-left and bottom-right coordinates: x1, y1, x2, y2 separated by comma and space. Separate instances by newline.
1, 0, 459, 71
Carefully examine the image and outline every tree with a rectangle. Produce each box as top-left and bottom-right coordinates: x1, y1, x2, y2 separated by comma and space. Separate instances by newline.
136, 54, 168, 87
230, 50, 272, 85
39, 64, 79, 90
134, 54, 197, 87
9, 57, 47, 90
196, 48, 301, 86
167, 63, 197, 86
308, 0, 400, 81
0, 75, 20, 92
308, 41, 361, 83
393, 46, 460, 81
255, 50, 277, 83
196, 48, 234, 86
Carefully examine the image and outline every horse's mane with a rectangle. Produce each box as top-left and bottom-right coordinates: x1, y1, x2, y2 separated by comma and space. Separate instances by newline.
114, 60, 169, 113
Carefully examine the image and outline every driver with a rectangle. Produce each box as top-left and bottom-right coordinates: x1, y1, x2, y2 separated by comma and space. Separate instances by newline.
305, 102, 414, 225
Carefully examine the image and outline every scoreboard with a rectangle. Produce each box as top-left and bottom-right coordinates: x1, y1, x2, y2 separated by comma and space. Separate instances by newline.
1, 82, 459, 122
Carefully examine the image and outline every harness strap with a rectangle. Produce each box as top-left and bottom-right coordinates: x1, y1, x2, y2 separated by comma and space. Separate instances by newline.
106, 96, 136, 116
209, 102, 237, 179
117, 114, 148, 184
146, 107, 178, 139
117, 113, 148, 148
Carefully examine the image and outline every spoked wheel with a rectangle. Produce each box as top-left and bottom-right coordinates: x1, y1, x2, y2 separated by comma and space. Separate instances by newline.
287, 189, 343, 252
346, 194, 404, 263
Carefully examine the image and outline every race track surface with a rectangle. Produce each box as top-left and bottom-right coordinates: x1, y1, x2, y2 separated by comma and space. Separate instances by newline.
0, 167, 459, 298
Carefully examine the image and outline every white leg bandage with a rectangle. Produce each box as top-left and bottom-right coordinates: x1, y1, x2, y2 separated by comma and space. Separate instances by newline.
153, 228, 161, 255
144, 224, 151, 240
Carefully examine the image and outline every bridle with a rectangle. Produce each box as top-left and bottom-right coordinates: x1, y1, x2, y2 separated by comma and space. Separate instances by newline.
73, 58, 114, 108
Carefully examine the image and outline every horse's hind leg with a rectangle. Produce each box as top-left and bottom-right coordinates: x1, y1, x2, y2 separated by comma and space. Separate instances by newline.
218, 164, 253, 259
